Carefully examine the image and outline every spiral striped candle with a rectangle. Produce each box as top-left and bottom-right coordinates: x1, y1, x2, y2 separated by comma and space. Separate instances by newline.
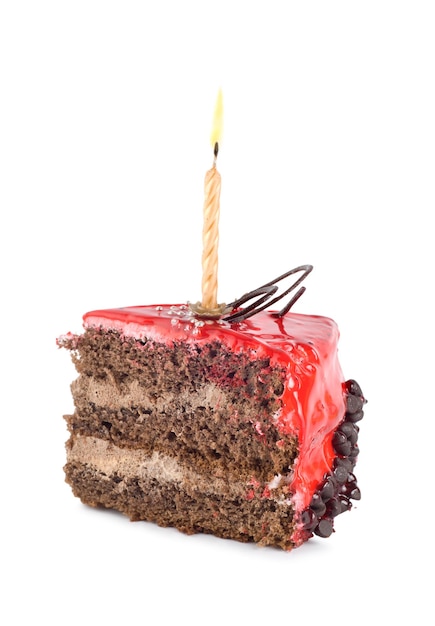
201, 90, 223, 311
201, 148, 221, 309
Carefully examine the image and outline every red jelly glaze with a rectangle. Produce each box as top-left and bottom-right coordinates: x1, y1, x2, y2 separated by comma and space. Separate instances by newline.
83, 304, 346, 541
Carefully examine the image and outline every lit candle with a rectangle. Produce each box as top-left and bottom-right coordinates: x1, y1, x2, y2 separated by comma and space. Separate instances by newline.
201, 90, 223, 312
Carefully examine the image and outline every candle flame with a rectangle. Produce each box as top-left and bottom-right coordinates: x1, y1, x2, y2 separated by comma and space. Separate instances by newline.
210, 89, 223, 147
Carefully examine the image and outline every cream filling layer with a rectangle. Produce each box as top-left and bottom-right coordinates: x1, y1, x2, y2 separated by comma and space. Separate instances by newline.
67, 435, 273, 500
72, 376, 226, 413
68, 435, 184, 483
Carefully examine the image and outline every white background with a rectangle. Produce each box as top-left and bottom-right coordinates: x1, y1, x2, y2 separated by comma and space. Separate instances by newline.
1, 1, 434, 624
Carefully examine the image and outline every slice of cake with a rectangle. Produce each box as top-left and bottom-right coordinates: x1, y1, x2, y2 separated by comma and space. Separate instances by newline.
58, 287, 366, 551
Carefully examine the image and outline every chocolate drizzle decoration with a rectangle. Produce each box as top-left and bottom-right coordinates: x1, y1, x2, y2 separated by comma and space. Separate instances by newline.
224, 264, 313, 323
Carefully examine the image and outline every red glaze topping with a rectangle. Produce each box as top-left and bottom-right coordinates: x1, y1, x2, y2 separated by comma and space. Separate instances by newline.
83, 304, 345, 532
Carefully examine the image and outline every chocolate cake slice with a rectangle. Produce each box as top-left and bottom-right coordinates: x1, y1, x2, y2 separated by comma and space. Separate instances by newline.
58, 300, 365, 550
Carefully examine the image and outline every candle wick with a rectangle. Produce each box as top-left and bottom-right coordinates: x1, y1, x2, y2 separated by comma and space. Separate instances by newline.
213, 141, 219, 166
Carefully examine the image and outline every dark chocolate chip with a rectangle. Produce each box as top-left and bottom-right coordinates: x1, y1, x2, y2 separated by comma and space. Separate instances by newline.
339, 422, 359, 444
332, 431, 352, 456
310, 493, 327, 517
349, 487, 361, 500
349, 444, 360, 460
347, 410, 364, 423
339, 495, 352, 512
346, 394, 364, 415
346, 379, 363, 397
335, 457, 354, 473
347, 472, 357, 484
333, 431, 347, 446
314, 518, 334, 538
341, 476, 358, 498
334, 465, 349, 484
300, 508, 318, 531
320, 478, 335, 502
326, 497, 342, 518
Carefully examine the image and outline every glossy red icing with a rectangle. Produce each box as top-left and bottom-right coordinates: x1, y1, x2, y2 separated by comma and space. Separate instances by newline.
83, 304, 345, 540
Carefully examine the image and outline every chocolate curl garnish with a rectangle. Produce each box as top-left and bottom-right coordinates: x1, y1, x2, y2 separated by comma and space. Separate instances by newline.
224, 265, 313, 323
